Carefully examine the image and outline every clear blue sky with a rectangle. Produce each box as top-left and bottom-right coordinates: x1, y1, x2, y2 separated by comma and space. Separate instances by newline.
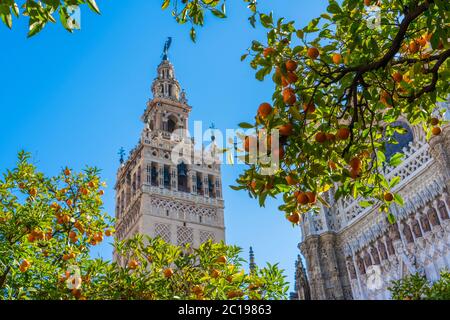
0, 0, 328, 291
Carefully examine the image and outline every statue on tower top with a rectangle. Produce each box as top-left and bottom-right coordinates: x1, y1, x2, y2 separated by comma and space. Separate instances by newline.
162, 37, 172, 61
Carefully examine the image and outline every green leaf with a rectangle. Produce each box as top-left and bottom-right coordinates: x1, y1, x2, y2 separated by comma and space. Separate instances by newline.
211, 9, 226, 19
86, 0, 101, 15
390, 176, 401, 188
161, 0, 170, 10
394, 193, 404, 206
376, 150, 386, 163
359, 201, 373, 208
28, 21, 45, 38
238, 122, 254, 129
190, 27, 196, 42
389, 153, 404, 167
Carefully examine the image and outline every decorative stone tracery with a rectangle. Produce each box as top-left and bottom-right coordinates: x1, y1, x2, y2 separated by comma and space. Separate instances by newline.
295, 105, 450, 299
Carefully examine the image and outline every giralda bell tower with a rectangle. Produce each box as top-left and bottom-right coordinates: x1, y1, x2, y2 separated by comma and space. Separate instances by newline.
114, 39, 225, 254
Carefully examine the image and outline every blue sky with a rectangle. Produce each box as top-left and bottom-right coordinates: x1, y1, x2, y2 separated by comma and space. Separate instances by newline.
0, 0, 328, 291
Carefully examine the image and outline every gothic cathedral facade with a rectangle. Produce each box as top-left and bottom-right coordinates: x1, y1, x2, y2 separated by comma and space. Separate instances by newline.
114, 55, 225, 260
293, 101, 450, 300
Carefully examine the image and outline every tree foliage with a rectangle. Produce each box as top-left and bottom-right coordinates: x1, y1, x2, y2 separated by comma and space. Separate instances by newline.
389, 271, 450, 300
0, 0, 101, 37
165, 0, 450, 225
0, 152, 288, 300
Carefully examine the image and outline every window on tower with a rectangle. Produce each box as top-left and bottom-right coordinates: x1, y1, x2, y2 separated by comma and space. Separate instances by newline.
167, 117, 177, 133
164, 165, 171, 188
177, 162, 188, 193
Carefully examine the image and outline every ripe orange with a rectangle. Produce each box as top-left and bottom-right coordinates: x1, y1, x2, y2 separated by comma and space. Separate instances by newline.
98, 190, 104, 196
211, 269, 221, 278
285, 60, 298, 72
19, 260, 31, 273
105, 230, 112, 237
217, 255, 227, 264
258, 102, 273, 119
287, 213, 300, 224
88, 181, 95, 189
364, 0, 371, 6
249, 180, 257, 190
163, 268, 174, 278
27, 234, 35, 243
384, 192, 394, 202
227, 290, 243, 299
328, 160, 337, 170
326, 133, 336, 142
305, 192, 316, 204
286, 71, 298, 84
430, 118, 439, 126
307, 47, 320, 60
64, 168, 71, 176
273, 147, 285, 160
263, 47, 276, 57
29, 188, 37, 197
417, 37, 427, 47
432, 127, 441, 136
303, 102, 316, 114
62, 254, 70, 261
315, 132, 327, 143
332, 53, 342, 64
297, 192, 309, 205
393, 72, 403, 83
93, 232, 103, 243
350, 168, 361, 179
192, 285, 203, 295
128, 259, 139, 270
349, 157, 362, 170
74, 221, 84, 232
66, 199, 73, 206
279, 123, 293, 136
50, 202, 60, 211
337, 127, 350, 140
283, 88, 296, 105
409, 41, 419, 54
71, 289, 82, 299
62, 215, 70, 224
285, 175, 297, 186
69, 231, 77, 239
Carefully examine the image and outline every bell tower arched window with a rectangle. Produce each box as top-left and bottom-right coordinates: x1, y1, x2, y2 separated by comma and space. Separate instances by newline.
167, 116, 177, 133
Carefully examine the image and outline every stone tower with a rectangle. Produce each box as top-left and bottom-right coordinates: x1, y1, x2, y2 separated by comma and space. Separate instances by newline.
114, 46, 225, 260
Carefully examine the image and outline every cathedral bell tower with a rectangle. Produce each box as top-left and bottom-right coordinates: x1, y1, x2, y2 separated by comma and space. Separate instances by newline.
114, 39, 225, 261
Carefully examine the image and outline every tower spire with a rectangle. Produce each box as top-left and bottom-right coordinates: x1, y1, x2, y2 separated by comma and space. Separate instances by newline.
249, 246, 256, 273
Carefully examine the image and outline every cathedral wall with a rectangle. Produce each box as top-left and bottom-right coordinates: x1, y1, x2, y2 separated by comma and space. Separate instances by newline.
297, 118, 450, 300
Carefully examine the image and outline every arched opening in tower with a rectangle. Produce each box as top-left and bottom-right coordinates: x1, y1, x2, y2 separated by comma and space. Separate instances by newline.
167, 117, 177, 133
177, 162, 188, 192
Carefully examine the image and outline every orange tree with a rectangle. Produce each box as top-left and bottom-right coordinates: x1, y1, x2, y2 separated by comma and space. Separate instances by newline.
162, 0, 450, 224
0, 0, 101, 37
388, 270, 450, 300
0, 152, 288, 300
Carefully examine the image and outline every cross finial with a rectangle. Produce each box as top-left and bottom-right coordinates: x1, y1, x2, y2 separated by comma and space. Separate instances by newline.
162, 37, 172, 61
118, 147, 126, 164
